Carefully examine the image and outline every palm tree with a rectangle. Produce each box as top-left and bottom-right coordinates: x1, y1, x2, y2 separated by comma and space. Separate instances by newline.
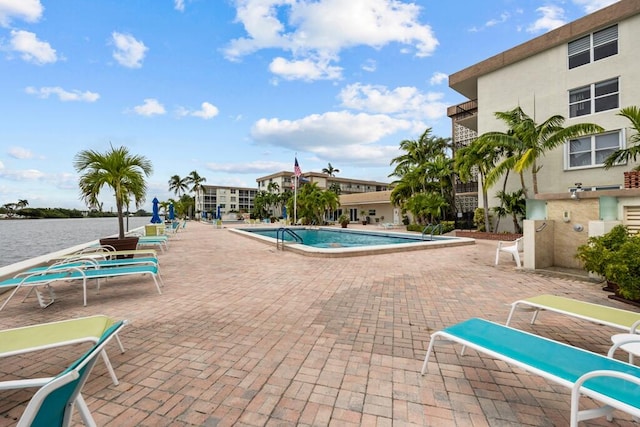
482, 106, 603, 196
16, 199, 28, 209
168, 175, 189, 197
74, 145, 153, 239
185, 170, 206, 219
456, 137, 503, 232
493, 189, 526, 234
604, 106, 640, 170
322, 163, 340, 176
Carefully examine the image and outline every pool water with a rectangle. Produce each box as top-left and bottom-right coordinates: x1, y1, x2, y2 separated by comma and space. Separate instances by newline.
243, 228, 443, 248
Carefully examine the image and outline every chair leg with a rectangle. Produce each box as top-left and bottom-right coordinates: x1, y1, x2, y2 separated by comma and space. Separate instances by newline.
495, 249, 500, 266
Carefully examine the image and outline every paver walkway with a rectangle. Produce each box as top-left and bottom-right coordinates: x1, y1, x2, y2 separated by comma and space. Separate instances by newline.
0, 222, 636, 426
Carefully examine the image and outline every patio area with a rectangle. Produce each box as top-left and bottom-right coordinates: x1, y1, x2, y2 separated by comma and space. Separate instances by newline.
0, 221, 635, 426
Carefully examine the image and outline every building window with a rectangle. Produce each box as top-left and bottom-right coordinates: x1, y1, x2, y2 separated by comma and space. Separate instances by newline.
568, 25, 617, 69
567, 131, 621, 169
569, 78, 618, 118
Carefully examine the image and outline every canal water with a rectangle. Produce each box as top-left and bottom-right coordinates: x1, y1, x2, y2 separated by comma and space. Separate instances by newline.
0, 217, 151, 267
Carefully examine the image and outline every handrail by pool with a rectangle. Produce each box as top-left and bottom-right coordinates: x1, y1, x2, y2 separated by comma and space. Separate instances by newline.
276, 228, 303, 250
421, 223, 442, 241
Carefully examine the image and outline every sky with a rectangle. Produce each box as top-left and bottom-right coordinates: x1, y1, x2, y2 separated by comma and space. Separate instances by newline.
0, 0, 620, 212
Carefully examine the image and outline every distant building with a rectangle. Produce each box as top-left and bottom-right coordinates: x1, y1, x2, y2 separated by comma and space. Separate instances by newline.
256, 171, 390, 194
196, 185, 258, 220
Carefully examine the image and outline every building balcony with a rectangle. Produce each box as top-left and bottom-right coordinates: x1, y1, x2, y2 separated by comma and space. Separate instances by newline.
447, 99, 477, 132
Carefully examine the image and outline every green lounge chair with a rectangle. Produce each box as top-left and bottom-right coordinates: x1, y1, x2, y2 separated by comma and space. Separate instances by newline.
422, 318, 640, 426
506, 294, 640, 333
0, 319, 126, 427
0, 315, 128, 385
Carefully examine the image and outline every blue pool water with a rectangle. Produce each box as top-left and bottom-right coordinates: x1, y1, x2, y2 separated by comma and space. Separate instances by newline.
241, 228, 444, 248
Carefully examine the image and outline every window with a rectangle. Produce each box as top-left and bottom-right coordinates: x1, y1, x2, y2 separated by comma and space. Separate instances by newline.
569, 78, 618, 118
567, 131, 621, 169
568, 25, 617, 69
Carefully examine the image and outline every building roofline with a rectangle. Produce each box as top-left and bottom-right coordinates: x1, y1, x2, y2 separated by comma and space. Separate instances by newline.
449, 0, 640, 99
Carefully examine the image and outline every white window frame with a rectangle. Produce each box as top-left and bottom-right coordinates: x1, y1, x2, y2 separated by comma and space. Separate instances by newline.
565, 130, 624, 170
569, 77, 619, 118
568, 24, 618, 69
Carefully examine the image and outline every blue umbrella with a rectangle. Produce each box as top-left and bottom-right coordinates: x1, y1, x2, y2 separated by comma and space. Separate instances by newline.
282, 205, 287, 219
217, 205, 221, 220
168, 203, 175, 220
150, 197, 162, 223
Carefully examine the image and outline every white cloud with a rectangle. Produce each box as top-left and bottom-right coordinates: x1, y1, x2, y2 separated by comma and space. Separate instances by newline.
174, 0, 185, 12
486, 12, 510, 27
205, 160, 292, 174
8, 146, 33, 159
0, 168, 45, 180
9, 30, 57, 65
224, 0, 438, 80
361, 59, 376, 72
25, 86, 100, 102
527, 5, 566, 33
177, 102, 220, 119
0, 0, 43, 27
429, 72, 447, 86
338, 83, 447, 120
572, 0, 619, 13
251, 111, 412, 150
269, 57, 343, 81
111, 32, 148, 68
132, 98, 166, 116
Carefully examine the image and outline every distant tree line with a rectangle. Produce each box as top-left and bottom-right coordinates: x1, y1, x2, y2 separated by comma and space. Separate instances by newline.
0, 206, 150, 219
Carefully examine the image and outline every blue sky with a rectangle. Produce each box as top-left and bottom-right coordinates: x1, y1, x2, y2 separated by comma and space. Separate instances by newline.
0, 0, 619, 211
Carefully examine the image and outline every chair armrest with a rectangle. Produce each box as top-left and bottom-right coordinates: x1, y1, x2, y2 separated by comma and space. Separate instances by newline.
0, 377, 53, 390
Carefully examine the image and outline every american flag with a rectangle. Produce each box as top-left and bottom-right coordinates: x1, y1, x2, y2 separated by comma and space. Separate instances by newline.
294, 157, 302, 177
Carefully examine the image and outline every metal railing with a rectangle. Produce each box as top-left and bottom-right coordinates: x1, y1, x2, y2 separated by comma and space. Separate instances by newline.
276, 228, 303, 250
421, 223, 442, 241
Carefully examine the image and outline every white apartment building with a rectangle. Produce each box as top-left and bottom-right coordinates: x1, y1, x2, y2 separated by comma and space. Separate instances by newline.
197, 185, 258, 219
450, 0, 640, 216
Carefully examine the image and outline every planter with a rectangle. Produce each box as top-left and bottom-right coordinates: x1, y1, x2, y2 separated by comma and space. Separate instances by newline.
341, 223, 348, 228
99, 236, 139, 257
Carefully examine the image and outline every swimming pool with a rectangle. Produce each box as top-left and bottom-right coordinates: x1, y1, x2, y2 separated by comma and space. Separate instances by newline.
229, 226, 475, 257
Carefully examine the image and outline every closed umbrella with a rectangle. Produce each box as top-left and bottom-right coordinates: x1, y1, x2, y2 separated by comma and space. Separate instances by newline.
169, 203, 175, 220
150, 198, 162, 223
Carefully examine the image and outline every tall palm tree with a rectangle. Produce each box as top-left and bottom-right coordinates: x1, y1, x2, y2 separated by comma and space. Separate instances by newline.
322, 163, 340, 176
186, 170, 207, 194
74, 145, 152, 239
604, 106, 640, 170
455, 137, 502, 232
482, 106, 603, 196
168, 175, 189, 197
186, 170, 206, 218
16, 199, 29, 209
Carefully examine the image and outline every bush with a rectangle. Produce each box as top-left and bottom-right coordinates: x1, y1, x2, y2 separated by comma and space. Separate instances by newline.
576, 225, 630, 278
604, 236, 640, 300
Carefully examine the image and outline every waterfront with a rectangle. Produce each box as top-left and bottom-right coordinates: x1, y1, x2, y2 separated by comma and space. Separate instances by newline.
0, 217, 151, 268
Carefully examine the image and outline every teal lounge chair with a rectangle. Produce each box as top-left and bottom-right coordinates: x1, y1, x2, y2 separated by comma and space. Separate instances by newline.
0, 263, 163, 311
0, 319, 126, 426
422, 318, 640, 426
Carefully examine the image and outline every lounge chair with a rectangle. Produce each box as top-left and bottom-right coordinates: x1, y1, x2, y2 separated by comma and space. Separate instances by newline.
495, 236, 524, 267
0, 263, 163, 311
0, 319, 126, 426
0, 315, 127, 385
421, 318, 640, 426
506, 294, 640, 333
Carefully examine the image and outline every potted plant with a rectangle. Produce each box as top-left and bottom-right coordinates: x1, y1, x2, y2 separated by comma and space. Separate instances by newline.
74, 145, 153, 252
338, 214, 349, 228
360, 210, 367, 225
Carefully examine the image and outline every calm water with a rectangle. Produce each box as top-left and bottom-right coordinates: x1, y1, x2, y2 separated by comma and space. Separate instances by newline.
0, 217, 151, 267
244, 228, 449, 248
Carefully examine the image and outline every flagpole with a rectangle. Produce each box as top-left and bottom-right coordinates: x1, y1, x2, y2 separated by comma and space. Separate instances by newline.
294, 175, 298, 224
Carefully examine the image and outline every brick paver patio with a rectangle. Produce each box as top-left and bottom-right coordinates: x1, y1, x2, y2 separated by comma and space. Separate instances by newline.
0, 222, 636, 426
